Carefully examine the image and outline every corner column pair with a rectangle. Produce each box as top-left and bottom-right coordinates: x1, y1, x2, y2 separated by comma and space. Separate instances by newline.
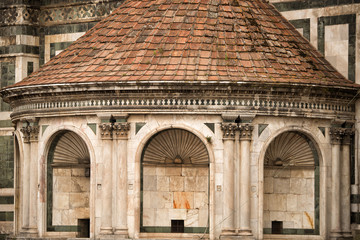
221, 122, 254, 239
330, 127, 354, 239
20, 119, 40, 236
99, 118, 130, 237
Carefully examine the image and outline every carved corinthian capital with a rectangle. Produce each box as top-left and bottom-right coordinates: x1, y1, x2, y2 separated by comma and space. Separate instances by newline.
329, 127, 344, 145
221, 123, 237, 140
20, 125, 39, 143
342, 129, 354, 145
239, 124, 253, 141
113, 123, 130, 140
99, 123, 113, 140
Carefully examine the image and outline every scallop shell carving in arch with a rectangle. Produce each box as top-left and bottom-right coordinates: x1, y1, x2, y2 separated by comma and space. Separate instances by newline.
264, 131, 314, 167
52, 131, 90, 166
143, 129, 209, 165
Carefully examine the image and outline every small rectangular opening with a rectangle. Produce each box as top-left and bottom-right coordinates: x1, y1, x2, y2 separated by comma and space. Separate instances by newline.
171, 219, 184, 233
271, 221, 283, 234
78, 218, 90, 238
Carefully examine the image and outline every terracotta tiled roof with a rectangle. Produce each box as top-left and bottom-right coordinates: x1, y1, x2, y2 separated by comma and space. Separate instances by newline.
10, 0, 357, 88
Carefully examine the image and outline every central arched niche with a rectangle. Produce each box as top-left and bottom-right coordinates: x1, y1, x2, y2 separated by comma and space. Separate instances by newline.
141, 128, 209, 233
263, 131, 319, 235
47, 130, 91, 237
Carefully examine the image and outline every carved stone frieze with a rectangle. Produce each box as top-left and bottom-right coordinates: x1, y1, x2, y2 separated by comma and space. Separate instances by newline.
221, 123, 237, 140
342, 129, 355, 145
239, 124, 253, 141
99, 122, 130, 140
99, 123, 113, 140
20, 125, 39, 143
329, 128, 345, 145
113, 123, 130, 140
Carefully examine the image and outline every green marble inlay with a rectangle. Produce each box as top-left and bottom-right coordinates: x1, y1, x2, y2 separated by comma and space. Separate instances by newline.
264, 228, 315, 235
318, 127, 325, 137
45, 22, 97, 35
0, 120, 12, 128
0, 136, 14, 188
289, 18, 310, 41
42, 125, 49, 135
0, 211, 13, 221
136, 122, 146, 134
0, 234, 8, 240
0, 196, 14, 204
141, 226, 208, 234
258, 124, 268, 137
50, 42, 73, 59
1, 61, 15, 112
47, 225, 79, 232
273, 0, 359, 12
0, 45, 39, 55
204, 123, 215, 133
27, 61, 34, 76
318, 14, 356, 81
87, 123, 97, 135
0, 26, 38, 37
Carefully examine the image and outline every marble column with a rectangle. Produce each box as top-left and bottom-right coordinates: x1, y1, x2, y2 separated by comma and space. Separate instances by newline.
341, 129, 354, 239
99, 123, 113, 235
220, 123, 237, 237
113, 123, 130, 237
238, 124, 253, 237
20, 128, 30, 233
330, 128, 343, 239
20, 124, 39, 235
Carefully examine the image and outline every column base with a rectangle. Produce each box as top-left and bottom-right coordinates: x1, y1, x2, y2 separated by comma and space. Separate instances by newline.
340, 231, 353, 239
114, 228, 128, 238
220, 229, 238, 239
330, 230, 343, 240
237, 229, 254, 239
100, 227, 113, 235
19, 227, 38, 237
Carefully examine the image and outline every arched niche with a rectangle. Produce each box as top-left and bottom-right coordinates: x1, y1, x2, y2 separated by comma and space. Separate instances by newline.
263, 131, 319, 235
140, 128, 210, 233
46, 130, 91, 237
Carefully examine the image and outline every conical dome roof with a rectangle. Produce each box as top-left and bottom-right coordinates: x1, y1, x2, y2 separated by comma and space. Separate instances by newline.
8, 0, 357, 88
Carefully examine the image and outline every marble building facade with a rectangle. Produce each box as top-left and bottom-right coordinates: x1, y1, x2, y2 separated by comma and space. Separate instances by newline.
0, 0, 360, 239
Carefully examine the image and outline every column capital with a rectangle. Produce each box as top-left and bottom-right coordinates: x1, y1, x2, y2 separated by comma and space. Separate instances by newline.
221, 123, 237, 140
342, 129, 354, 145
329, 127, 345, 145
99, 123, 113, 140
20, 125, 39, 143
113, 123, 130, 140
239, 124, 253, 141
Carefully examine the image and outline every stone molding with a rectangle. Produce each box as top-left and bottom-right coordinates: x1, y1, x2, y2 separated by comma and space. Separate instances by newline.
239, 124, 254, 141
20, 125, 39, 143
221, 123, 237, 140
99, 122, 130, 140
11, 97, 355, 120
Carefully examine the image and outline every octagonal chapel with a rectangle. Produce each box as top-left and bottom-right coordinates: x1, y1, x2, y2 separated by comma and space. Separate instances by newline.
1, 0, 359, 239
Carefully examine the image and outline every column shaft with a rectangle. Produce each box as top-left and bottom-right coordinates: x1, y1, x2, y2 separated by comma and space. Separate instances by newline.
28, 141, 38, 233
114, 139, 128, 235
331, 143, 341, 235
223, 139, 235, 233
100, 139, 113, 234
21, 142, 30, 231
239, 139, 251, 234
341, 130, 353, 238
238, 124, 253, 237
